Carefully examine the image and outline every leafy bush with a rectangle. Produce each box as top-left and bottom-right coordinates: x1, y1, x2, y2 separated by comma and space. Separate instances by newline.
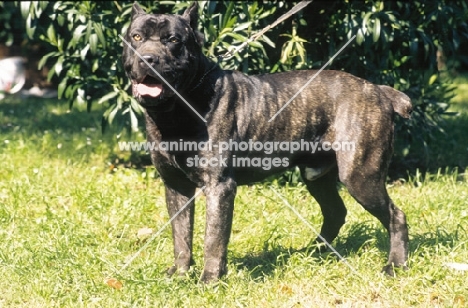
5, 1, 468, 167
0, 2, 25, 46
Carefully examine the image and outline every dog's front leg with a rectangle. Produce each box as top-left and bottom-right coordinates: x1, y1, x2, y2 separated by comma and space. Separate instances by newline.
165, 184, 196, 277
201, 178, 237, 283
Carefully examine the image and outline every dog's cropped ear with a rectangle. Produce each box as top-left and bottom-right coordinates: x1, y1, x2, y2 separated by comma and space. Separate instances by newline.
182, 2, 204, 46
131, 2, 146, 20
182, 2, 199, 31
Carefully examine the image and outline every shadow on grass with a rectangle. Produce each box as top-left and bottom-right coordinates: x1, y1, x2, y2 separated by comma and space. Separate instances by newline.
232, 222, 461, 280
230, 224, 382, 279
0, 95, 152, 166
0, 95, 107, 134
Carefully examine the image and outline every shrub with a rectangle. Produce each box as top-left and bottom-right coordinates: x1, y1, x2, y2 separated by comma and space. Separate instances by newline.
4, 1, 467, 168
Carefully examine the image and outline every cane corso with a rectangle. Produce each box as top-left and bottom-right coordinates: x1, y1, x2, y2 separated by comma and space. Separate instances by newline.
122, 2, 412, 282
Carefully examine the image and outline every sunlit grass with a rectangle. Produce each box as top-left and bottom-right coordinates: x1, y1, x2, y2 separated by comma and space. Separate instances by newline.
0, 94, 467, 307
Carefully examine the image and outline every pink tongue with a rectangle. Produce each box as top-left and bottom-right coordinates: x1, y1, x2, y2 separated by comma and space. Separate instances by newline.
136, 83, 163, 97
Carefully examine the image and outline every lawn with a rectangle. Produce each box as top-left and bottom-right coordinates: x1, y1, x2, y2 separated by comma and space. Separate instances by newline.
0, 78, 467, 307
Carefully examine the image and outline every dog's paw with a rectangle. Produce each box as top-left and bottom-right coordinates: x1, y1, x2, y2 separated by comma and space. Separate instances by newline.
200, 271, 219, 284
167, 265, 190, 278
200, 266, 227, 284
382, 264, 409, 277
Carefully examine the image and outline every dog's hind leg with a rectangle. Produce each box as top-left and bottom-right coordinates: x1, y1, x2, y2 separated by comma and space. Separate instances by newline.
300, 166, 347, 249
332, 91, 410, 275
340, 171, 409, 275
336, 148, 409, 276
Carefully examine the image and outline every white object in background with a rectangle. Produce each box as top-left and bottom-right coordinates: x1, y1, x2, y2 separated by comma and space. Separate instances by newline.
0, 57, 26, 98
444, 262, 468, 271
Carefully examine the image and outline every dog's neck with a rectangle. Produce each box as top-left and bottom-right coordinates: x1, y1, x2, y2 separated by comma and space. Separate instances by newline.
144, 58, 216, 139
188, 64, 217, 93
144, 56, 219, 140
188, 56, 219, 94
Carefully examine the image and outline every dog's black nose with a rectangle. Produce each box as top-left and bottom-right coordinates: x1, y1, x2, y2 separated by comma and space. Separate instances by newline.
140, 54, 159, 66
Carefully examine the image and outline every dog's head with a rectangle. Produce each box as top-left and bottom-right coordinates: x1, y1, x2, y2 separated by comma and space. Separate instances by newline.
122, 2, 204, 109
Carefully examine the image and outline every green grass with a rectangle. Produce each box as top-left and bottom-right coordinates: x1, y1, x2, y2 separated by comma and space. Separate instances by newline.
0, 91, 467, 307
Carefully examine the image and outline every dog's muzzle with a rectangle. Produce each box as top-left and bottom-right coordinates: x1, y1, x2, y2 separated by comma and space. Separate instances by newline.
132, 53, 165, 99
131, 72, 176, 111
132, 76, 163, 99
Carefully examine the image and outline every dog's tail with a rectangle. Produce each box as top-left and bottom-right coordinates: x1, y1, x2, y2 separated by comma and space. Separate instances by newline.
378, 85, 413, 118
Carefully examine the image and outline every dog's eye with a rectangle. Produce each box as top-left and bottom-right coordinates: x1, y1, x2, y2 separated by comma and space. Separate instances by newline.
133, 34, 142, 41
168, 36, 180, 43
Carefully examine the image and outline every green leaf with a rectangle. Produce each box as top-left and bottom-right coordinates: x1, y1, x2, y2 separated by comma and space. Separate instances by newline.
117, 95, 123, 109
57, 14, 65, 26
25, 15, 36, 39
92, 59, 99, 72
222, 1, 235, 29
89, 33, 98, 55
57, 78, 68, 99
57, 37, 65, 53
20, 2, 32, 19
248, 41, 263, 49
98, 91, 119, 105
65, 83, 79, 100
259, 7, 276, 20
280, 43, 293, 63
107, 105, 120, 124
47, 65, 56, 81
72, 25, 88, 43
47, 24, 57, 45
225, 32, 247, 42
233, 21, 252, 32
224, 16, 238, 30
80, 45, 90, 60
85, 20, 92, 42
38, 52, 58, 70
130, 96, 144, 114
93, 22, 107, 49
129, 108, 139, 132
356, 28, 365, 45
362, 12, 372, 32
261, 34, 275, 48
373, 18, 381, 42
55, 56, 64, 75
428, 74, 438, 85
248, 2, 259, 18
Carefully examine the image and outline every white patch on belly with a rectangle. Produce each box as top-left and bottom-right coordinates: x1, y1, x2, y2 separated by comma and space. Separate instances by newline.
304, 167, 324, 181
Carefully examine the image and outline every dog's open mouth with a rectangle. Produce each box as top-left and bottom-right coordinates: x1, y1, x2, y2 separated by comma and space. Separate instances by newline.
133, 75, 163, 98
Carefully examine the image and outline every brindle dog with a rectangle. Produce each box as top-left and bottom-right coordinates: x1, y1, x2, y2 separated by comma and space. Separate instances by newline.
122, 2, 412, 282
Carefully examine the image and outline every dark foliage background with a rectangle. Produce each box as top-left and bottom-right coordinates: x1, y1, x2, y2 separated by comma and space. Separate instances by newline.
1, 1, 467, 174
